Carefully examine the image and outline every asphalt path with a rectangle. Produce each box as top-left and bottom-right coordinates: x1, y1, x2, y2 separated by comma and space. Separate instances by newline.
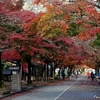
1, 74, 100, 100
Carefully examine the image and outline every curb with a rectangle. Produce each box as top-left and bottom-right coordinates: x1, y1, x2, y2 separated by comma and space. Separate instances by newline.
0, 83, 47, 99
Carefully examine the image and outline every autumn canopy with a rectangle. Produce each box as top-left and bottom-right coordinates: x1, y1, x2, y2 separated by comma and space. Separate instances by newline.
0, 0, 100, 69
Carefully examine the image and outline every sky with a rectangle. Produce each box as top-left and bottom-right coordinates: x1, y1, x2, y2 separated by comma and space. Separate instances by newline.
23, 0, 100, 13
23, 0, 47, 14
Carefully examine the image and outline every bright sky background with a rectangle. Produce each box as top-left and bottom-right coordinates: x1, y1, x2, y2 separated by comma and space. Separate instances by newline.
23, 0, 100, 13
23, 0, 47, 14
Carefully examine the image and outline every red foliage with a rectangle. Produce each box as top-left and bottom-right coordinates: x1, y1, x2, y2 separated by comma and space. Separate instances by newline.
6, 10, 37, 23
0, 2, 6, 14
2, 49, 21, 61
33, 0, 41, 5
0, 0, 23, 12
29, 46, 44, 56
10, 33, 22, 40
54, 36, 74, 45
0, 0, 99, 69
60, 21, 69, 33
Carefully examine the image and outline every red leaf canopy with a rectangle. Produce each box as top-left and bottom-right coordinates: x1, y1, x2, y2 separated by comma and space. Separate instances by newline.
2, 49, 21, 62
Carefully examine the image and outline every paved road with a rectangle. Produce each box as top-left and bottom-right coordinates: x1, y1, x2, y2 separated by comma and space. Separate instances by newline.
1, 74, 100, 100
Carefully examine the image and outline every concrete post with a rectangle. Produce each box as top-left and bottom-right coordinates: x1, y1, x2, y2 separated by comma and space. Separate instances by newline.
11, 71, 21, 92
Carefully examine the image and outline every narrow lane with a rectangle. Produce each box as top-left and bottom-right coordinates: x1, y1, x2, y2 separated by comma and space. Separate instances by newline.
56, 75, 100, 100
54, 76, 84, 100
1, 75, 100, 100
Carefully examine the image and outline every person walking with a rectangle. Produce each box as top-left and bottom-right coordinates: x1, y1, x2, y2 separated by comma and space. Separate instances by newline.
91, 71, 95, 81
61, 68, 65, 80
74, 70, 78, 78
87, 71, 90, 79
68, 69, 72, 79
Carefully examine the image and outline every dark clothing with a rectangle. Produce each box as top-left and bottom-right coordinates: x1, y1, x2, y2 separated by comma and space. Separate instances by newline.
61, 70, 65, 80
68, 71, 72, 78
91, 72, 95, 81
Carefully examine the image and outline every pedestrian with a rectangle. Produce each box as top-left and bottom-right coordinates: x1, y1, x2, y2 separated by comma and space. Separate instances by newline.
61, 68, 65, 80
87, 71, 90, 79
68, 70, 72, 79
74, 70, 78, 78
91, 71, 95, 81
58, 69, 60, 79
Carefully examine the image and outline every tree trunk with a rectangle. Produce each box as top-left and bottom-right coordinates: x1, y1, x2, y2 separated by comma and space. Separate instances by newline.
0, 52, 4, 88
27, 56, 32, 84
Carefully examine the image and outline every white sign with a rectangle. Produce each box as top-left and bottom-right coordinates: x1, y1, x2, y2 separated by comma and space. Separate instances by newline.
12, 71, 17, 74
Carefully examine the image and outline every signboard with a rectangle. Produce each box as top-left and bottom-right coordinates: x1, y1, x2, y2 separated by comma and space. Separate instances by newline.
9, 66, 20, 71
12, 71, 17, 74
